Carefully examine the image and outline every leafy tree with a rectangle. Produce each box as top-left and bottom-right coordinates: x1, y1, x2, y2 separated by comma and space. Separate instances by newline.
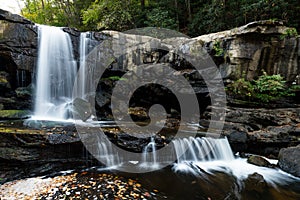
144, 8, 177, 29
22, 0, 92, 29
188, 0, 298, 36
21, 0, 300, 36
82, 0, 136, 31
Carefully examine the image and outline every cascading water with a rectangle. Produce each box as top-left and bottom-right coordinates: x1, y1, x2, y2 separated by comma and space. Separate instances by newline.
172, 137, 234, 163
33, 25, 77, 120
90, 134, 298, 185
16, 70, 27, 87
172, 137, 299, 185
76, 32, 93, 100
141, 137, 158, 168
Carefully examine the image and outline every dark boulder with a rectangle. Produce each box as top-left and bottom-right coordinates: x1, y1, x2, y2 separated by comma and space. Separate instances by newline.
228, 131, 248, 143
278, 145, 300, 177
244, 172, 267, 193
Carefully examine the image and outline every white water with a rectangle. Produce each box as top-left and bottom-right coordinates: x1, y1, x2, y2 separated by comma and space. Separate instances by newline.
82, 131, 299, 184
173, 137, 234, 162
33, 25, 77, 120
97, 141, 121, 167
172, 137, 300, 185
141, 137, 159, 169
76, 32, 92, 100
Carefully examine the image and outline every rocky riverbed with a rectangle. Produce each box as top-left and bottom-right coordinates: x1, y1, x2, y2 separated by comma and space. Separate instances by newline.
1, 105, 300, 184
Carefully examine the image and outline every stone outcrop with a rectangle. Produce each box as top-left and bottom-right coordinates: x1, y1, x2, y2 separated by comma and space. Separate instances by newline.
0, 9, 37, 110
81, 21, 300, 116
194, 21, 300, 83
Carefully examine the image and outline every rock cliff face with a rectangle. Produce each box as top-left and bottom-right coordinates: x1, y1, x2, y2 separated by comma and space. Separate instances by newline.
0, 9, 299, 113
0, 9, 37, 110
195, 21, 300, 83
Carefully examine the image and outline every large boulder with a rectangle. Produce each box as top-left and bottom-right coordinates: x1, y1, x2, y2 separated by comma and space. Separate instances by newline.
278, 145, 300, 177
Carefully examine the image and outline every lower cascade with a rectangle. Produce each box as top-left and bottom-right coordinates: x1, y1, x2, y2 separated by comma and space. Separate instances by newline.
33, 25, 77, 120
171, 137, 299, 185
93, 135, 299, 185
172, 137, 235, 162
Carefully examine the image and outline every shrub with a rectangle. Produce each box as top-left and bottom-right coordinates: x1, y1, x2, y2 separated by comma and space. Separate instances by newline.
226, 77, 254, 99
212, 40, 225, 57
227, 72, 297, 103
280, 28, 298, 39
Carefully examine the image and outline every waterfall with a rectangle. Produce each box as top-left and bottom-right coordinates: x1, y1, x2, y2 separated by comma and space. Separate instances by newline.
91, 135, 234, 171
76, 32, 92, 100
16, 70, 27, 87
171, 137, 299, 184
141, 137, 158, 168
33, 25, 77, 120
172, 137, 234, 163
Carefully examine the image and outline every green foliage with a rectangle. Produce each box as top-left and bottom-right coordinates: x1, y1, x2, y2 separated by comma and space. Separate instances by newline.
254, 72, 293, 102
101, 76, 127, 81
280, 28, 298, 39
226, 77, 254, 98
22, 0, 53, 25
144, 8, 177, 30
82, 0, 135, 31
188, 0, 299, 37
227, 72, 297, 103
22, 0, 92, 29
0, 110, 31, 119
21, 0, 300, 36
212, 40, 224, 56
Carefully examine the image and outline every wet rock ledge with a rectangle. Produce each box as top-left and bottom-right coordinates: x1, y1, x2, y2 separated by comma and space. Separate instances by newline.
0, 120, 90, 184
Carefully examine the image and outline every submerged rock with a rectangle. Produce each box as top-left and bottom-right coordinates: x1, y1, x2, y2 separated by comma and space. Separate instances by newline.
278, 145, 300, 177
244, 172, 267, 193
247, 155, 272, 168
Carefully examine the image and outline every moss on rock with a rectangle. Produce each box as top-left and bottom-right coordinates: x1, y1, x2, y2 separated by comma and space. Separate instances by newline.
0, 110, 31, 120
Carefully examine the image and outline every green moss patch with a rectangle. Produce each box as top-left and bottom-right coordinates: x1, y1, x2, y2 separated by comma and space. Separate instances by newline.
0, 110, 31, 120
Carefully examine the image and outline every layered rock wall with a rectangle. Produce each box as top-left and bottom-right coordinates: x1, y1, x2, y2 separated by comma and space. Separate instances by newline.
195, 21, 300, 83
0, 9, 37, 110
0, 9, 299, 112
